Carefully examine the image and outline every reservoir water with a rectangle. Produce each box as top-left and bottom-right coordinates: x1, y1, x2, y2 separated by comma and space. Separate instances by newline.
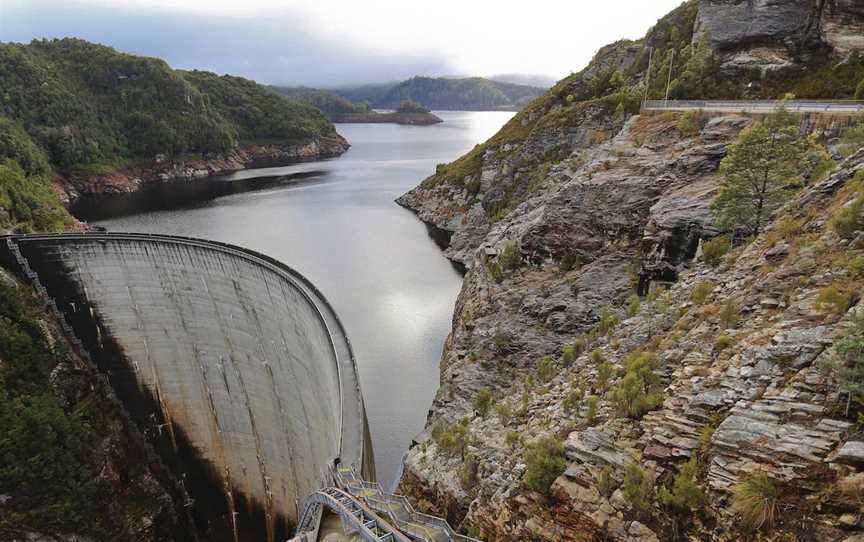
74, 111, 513, 489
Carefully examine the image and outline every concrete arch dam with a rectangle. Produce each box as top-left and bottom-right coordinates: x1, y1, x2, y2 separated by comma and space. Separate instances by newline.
0, 233, 373, 542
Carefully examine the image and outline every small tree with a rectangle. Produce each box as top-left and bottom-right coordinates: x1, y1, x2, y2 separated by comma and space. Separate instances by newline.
622, 462, 651, 511
712, 107, 822, 236
473, 388, 494, 417
611, 350, 663, 419
821, 311, 864, 415
522, 437, 567, 494
839, 123, 864, 157
658, 458, 705, 514
536, 357, 555, 383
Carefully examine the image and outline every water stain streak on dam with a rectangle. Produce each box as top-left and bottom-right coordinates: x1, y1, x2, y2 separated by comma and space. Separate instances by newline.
1, 233, 373, 541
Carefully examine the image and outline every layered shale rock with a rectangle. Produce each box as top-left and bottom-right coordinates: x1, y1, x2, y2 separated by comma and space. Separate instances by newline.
695, 0, 864, 71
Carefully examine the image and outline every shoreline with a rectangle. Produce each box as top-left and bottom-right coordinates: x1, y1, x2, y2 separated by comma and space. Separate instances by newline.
53, 134, 350, 206
333, 111, 443, 126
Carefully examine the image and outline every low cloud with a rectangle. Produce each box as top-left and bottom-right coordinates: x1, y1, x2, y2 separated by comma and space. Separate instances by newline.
0, 0, 455, 86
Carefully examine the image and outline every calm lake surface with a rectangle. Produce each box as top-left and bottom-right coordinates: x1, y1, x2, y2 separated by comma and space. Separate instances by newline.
76, 111, 513, 489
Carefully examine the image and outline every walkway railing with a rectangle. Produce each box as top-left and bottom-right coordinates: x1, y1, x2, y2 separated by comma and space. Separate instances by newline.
298, 486, 411, 542
642, 99, 864, 114
333, 466, 482, 542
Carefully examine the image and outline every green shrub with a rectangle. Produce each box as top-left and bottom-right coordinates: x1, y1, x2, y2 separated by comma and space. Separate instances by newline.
522, 437, 567, 494
820, 311, 864, 409
492, 331, 510, 352
433, 422, 472, 459
848, 255, 864, 277
596, 305, 619, 336
0, 161, 72, 233
611, 350, 663, 419
714, 334, 733, 352
505, 431, 520, 448
622, 462, 651, 511
536, 356, 555, 383
485, 258, 504, 283
690, 282, 715, 305
856, 78, 864, 100
677, 109, 705, 136
586, 396, 599, 423
560, 251, 584, 272
473, 388, 494, 417
816, 285, 852, 316
495, 402, 512, 425
830, 196, 864, 239
597, 360, 614, 392
840, 123, 864, 157
702, 236, 731, 267
459, 454, 478, 490
498, 240, 522, 271
561, 342, 579, 366
658, 458, 705, 513
562, 387, 584, 415
719, 299, 739, 329
598, 465, 616, 497
732, 472, 779, 531
626, 294, 641, 317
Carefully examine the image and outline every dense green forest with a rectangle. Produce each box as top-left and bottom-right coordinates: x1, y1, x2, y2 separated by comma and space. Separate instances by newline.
270, 86, 372, 119
0, 38, 340, 232
332, 76, 545, 111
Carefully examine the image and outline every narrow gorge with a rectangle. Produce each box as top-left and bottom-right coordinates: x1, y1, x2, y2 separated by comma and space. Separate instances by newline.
396, 1, 864, 540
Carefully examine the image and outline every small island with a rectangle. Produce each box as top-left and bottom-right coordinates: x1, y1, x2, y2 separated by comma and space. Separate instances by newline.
333, 100, 442, 126
271, 86, 444, 125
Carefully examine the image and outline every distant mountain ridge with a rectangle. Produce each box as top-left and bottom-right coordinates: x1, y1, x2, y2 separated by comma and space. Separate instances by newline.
330, 76, 546, 111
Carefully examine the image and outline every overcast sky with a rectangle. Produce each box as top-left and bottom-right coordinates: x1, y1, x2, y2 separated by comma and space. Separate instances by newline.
1, 0, 684, 87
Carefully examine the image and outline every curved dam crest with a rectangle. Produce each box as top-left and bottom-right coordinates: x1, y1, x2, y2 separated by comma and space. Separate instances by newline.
1, 233, 373, 541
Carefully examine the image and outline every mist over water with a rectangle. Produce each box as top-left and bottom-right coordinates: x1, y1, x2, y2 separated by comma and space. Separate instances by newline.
81, 111, 513, 488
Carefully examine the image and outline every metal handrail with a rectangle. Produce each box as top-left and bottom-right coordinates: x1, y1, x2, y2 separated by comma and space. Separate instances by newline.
334, 466, 482, 542
299, 487, 410, 542
642, 99, 864, 113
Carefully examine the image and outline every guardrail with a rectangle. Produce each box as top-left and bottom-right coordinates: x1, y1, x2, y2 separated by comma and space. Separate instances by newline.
642, 99, 864, 114
300, 487, 411, 542
333, 466, 482, 542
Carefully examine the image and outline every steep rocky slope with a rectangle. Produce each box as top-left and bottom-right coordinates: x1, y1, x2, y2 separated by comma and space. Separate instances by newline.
396, 1, 864, 540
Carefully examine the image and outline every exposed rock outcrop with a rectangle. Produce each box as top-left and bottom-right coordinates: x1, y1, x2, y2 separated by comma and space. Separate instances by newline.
53, 135, 349, 204
399, 111, 864, 539
395, 2, 864, 540
694, 0, 864, 70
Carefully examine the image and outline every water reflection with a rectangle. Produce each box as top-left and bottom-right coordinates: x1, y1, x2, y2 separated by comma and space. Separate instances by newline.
85, 111, 513, 488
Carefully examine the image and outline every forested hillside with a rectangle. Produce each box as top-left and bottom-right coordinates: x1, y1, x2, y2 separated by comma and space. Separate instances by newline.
0, 38, 342, 232
270, 86, 372, 118
333, 76, 545, 111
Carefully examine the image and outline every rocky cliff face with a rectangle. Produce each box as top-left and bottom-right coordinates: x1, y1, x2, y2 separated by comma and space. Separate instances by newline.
396, 1, 864, 540
400, 110, 864, 542
694, 0, 864, 71
53, 135, 349, 205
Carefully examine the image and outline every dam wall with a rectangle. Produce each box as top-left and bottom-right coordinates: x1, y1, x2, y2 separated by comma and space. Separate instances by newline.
1, 233, 371, 541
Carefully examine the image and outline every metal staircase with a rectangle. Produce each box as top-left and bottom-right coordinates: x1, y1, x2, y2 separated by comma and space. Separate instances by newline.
294, 464, 481, 542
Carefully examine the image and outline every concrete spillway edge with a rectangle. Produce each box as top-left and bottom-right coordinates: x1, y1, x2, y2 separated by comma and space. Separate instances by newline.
0, 232, 373, 534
